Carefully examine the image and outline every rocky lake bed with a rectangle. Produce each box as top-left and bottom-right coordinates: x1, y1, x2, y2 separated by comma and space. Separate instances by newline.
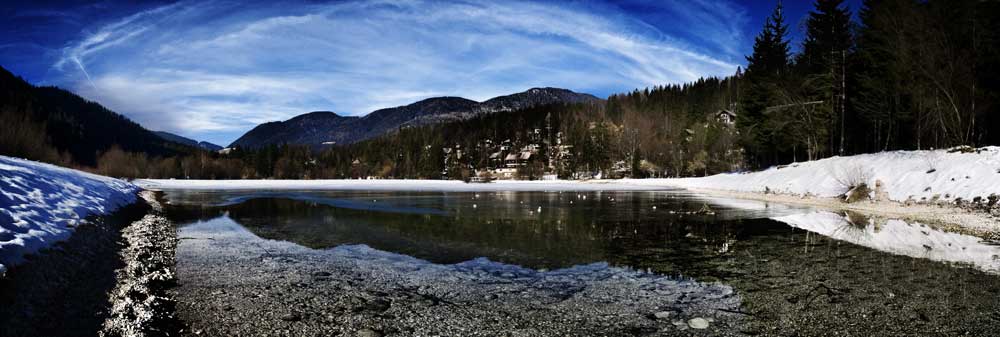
171, 214, 745, 336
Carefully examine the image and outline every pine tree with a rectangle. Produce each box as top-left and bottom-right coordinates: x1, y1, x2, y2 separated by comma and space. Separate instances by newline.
739, 1, 793, 167
798, 0, 852, 155
745, 1, 791, 80
799, 0, 852, 75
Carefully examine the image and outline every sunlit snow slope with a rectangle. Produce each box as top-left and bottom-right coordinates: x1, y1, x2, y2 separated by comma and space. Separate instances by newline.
0, 156, 139, 275
658, 147, 1000, 203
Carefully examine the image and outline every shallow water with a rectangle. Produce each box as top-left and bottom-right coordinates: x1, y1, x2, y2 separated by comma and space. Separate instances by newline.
161, 189, 1000, 335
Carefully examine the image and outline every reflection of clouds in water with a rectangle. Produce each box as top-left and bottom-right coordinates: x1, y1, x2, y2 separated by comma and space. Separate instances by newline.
772, 211, 1000, 274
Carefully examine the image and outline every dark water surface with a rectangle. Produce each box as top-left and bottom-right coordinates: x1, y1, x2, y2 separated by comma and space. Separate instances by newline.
160, 189, 1000, 335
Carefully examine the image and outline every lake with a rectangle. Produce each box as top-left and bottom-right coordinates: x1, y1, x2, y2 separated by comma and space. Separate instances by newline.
159, 189, 1000, 336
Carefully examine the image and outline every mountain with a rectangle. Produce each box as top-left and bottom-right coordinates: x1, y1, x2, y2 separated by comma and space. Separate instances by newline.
153, 131, 223, 151
0, 65, 192, 166
229, 87, 600, 149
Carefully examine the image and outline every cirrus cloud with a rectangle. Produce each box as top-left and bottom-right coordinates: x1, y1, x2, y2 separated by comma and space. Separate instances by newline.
52, 0, 747, 146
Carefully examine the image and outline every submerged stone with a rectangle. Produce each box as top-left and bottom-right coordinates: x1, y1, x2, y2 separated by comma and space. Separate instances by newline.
688, 317, 709, 329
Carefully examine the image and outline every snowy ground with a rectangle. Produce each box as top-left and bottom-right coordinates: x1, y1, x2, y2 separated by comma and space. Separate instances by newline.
139, 147, 1000, 204
633, 147, 1000, 204
0, 156, 139, 276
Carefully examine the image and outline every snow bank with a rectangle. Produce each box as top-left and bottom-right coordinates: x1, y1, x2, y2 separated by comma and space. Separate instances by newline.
633, 147, 1000, 203
0, 156, 139, 275
134, 178, 672, 192
139, 147, 1000, 204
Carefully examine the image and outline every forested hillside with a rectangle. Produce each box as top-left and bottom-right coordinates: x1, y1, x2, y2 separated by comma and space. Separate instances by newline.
0, 66, 193, 167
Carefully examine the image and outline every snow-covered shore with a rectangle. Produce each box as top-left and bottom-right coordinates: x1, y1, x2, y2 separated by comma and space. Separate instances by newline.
139, 147, 1000, 204
136, 147, 1000, 237
0, 156, 139, 275
640, 147, 1000, 204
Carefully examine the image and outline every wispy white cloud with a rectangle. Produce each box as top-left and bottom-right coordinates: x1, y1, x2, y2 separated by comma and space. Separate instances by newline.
51, 0, 747, 146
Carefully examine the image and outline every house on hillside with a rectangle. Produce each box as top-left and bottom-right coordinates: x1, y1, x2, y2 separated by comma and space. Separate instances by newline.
716, 109, 736, 125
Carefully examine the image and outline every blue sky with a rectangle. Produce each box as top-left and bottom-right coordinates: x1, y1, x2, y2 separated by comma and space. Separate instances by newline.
0, 0, 861, 146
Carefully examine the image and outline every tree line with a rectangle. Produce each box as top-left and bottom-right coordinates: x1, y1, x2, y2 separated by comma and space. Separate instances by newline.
739, 0, 1000, 168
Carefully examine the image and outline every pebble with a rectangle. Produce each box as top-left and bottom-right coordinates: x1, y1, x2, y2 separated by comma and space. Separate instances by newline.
366, 299, 391, 312
653, 311, 671, 319
280, 313, 301, 322
688, 317, 710, 329
357, 328, 383, 337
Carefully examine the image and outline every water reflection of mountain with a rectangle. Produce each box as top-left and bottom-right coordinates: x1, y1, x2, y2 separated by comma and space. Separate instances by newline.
162, 191, 771, 274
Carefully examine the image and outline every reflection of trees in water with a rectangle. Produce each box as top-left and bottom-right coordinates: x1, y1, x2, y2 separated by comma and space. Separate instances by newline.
166, 192, 752, 273
831, 210, 873, 242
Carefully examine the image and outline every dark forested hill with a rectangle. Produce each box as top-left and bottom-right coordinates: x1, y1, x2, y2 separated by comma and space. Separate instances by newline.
153, 131, 223, 151
0, 65, 194, 166
229, 88, 600, 149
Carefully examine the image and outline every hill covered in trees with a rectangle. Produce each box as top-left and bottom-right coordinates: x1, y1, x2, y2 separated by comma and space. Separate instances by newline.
153, 131, 223, 151
0, 66, 195, 167
229, 88, 600, 149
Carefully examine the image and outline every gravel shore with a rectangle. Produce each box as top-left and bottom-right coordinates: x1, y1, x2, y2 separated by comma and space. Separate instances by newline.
0, 196, 148, 337
172, 215, 746, 336
102, 191, 181, 337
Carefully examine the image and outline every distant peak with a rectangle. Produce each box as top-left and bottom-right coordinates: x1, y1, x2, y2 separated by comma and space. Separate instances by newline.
525, 87, 569, 93
287, 111, 342, 121
302, 110, 340, 117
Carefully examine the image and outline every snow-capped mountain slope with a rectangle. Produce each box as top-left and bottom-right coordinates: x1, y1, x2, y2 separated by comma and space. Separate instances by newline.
0, 156, 139, 276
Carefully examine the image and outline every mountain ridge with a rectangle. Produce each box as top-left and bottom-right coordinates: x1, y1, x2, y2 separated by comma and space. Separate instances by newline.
229, 87, 600, 149
152, 131, 223, 151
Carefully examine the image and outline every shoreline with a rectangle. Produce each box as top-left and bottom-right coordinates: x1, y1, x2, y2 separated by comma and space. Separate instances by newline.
102, 190, 181, 337
0, 196, 149, 337
137, 177, 1000, 240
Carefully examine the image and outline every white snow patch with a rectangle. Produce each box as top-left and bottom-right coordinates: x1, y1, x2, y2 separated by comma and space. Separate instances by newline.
0, 156, 139, 275
139, 147, 1000, 204
623, 147, 1000, 203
